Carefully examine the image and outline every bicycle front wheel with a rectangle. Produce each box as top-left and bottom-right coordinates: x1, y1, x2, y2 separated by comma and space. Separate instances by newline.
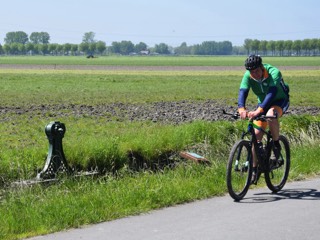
226, 139, 252, 201
265, 135, 290, 192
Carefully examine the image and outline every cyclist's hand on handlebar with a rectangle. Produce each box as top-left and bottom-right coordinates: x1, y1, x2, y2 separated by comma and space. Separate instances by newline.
238, 108, 248, 120
248, 108, 262, 119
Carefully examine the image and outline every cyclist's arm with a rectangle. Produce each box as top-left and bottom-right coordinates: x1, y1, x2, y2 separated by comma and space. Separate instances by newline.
238, 88, 249, 118
258, 86, 277, 112
238, 88, 249, 109
238, 74, 251, 118
258, 65, 281, 112
248, 87, 277, 118
248, 87, 277, 119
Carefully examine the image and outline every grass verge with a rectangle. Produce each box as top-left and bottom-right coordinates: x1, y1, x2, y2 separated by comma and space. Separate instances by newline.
0, 115, 319, 240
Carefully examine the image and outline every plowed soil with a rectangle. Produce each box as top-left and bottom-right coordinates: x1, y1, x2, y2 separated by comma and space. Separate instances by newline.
1, 100, 319, 124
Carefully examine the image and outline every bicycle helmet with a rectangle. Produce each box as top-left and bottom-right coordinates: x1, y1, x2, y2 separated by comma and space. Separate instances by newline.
244, 55, 262, 70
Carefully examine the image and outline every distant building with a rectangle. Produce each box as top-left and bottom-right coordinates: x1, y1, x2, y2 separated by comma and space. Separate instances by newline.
140, 50, 150, 55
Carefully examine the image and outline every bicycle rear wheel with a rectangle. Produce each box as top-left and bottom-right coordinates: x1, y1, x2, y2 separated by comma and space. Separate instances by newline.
265, 135, 290, 192
226, 139, 252, 201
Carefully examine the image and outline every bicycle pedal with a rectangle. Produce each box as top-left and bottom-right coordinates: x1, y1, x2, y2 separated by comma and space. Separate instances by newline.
241, 166, 248, 172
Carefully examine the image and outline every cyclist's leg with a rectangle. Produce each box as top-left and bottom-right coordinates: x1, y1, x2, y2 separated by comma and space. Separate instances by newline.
252, 120, 267, 166
251, 120, 267, 183
267, 99, 289, 141
266, 107, 281, 140
267, 99, 289, 159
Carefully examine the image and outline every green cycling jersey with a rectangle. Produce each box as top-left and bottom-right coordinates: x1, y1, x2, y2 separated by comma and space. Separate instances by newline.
239, 63, 289, 106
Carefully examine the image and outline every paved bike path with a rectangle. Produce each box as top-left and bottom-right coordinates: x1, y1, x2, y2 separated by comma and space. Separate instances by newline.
28, 178, 320, 240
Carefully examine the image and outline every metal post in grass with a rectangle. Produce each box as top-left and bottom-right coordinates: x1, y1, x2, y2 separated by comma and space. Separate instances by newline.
36, 121, 73, 180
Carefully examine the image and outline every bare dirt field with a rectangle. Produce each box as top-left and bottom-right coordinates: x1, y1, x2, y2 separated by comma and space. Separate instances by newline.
1, 100, 319, 124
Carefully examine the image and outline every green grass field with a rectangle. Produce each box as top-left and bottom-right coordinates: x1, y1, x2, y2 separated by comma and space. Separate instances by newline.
0, 56, 319, 240
1, 55, 320, 66
0, 68, 319, 107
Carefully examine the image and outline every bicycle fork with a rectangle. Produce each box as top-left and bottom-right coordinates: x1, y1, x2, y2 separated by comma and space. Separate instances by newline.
234, 147, 249, 173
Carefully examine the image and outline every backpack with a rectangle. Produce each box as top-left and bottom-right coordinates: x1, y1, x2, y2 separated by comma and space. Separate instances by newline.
280, 78, 290, 98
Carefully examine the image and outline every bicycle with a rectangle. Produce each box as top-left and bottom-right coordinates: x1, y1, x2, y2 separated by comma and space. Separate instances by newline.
224, 110, 290, 201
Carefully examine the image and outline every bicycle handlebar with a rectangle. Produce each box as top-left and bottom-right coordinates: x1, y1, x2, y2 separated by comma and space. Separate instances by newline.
222, 109, 239, 119
222, 109, 277, 121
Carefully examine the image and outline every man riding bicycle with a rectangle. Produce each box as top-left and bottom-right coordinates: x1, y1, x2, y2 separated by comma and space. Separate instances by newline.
237, 55, 290, 183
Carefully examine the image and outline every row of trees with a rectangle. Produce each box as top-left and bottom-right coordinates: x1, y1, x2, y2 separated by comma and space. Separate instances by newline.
177, 39, 320, 56
4, 31, 50, 44
243, 38, 320, 56
174, 41, 233, 55
0, 40, 235, 56
0, 41, 108, 56
0, 41, 158, 55
0, 31, 233, 55
1, 31, 320, 56
1, 31, 152, 55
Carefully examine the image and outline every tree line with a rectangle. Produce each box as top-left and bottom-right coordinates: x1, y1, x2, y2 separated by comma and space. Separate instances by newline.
1, 31, 320, 56
243, 38, 320, 56
0, 31, 233, 55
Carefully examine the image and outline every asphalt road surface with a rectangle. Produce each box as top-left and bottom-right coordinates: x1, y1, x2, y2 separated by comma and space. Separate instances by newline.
28, 178, 320, 240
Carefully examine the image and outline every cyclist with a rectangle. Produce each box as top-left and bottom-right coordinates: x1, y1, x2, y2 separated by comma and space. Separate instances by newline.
237, 55, 290, 183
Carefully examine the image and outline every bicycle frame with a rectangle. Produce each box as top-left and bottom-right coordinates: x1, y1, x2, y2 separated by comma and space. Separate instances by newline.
241, 117, 275, 181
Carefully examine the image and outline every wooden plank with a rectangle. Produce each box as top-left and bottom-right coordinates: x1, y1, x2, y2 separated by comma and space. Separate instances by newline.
179, 151, 209, 163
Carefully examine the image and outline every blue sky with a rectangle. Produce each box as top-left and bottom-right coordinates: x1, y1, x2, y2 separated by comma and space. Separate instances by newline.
1, 0, 319, 47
